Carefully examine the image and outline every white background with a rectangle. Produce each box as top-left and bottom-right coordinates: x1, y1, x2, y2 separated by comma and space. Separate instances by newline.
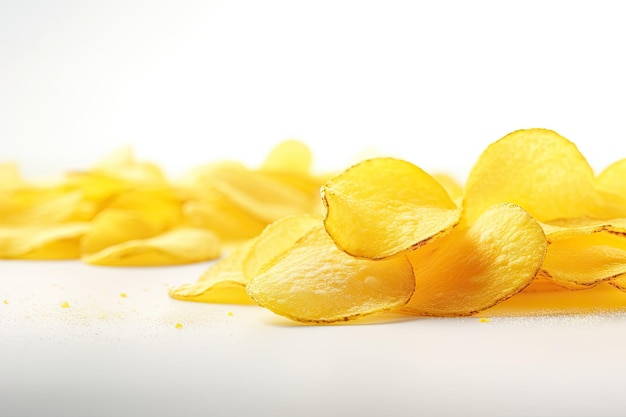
2, 1, 626, 180
3, 2, 626, 417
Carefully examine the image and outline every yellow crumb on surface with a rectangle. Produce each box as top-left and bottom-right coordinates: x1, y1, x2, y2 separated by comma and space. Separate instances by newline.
478, 318, 490, 323
60, 301, 70, 308
228, 311, 234, 317
3, 299, 8, 304
175, 322, 183, 329
120, 292, 127, 298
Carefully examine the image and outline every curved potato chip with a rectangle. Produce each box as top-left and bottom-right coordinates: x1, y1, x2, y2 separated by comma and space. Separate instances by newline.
168, 239, 258, 304
463, 128, 597, 224
243, 213, 321, 280
83, 227, 220, 266
247, 225, 415, 324
322, 157, 460, 259
542, 231, 626, 287
182, 191, 267, 242
260, 139, 313, 176
432, 173, 464, 206
0, 222, 90, 259
81, 209, 163, 255
0, 189, 84, 226
93, 147, 167, 186
210, 164, 318, 223
402, 203, 547, 317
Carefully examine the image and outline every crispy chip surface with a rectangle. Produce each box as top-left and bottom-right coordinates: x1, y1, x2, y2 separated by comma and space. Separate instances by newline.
247, 225, 415, 323
463, 128, 597, 224
402, 203, 547, 316
322, 157, 460, 259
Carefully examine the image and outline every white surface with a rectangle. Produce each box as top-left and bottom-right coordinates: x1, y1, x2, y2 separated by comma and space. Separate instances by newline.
3, 1, 626, 417
3, 261, 626, 417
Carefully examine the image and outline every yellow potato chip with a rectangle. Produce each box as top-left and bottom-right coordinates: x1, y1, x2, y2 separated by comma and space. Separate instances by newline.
542, 231, 626, 287
260, 139, 313, 176
432, 173, 464, 206
322, 157, 460, 259
182, 191, 267, 242
0, 222, 90, 259
83, 227, 220, 266
242, 213, 321, 280
168, 239, 258, 304
463, 128, 597, 224
92, 147, 167, 186
81, 209, 163, 255
402, 203, 547, 317
0, 188, 84, 226
247, 225, 415, 323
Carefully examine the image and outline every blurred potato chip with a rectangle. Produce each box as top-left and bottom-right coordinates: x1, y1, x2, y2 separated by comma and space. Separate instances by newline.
246, 225, 415, 324
260, 139, 313, 176
168, 239, 258, 304
0, 222, 90, 259
83, 227, 220, 266
402, 203, 547, 317
322, 157, 460, 259
182, 191, 267, 242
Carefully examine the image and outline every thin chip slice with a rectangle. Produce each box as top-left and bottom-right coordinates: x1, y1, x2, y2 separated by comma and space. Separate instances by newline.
243, 213, 321, 280
247, 225, 415, 324
0, 222, 90, 259
403, 203, 547, 317
542, 231, 626, 287
83, 227, 220, 266
463, 128, 597, 224
322, 157, 460, 260
168, 239, 258, 304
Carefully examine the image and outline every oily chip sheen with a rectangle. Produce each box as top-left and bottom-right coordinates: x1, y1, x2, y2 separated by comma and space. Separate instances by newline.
246, 225, 415, 323
322, 157, 460, 260
403, 203, 547, 317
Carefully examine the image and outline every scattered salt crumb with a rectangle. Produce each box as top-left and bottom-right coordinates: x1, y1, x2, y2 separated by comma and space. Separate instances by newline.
228, 311, 234, 317
478, 318, 490, 323
175, 322, 183, 329
120, 292, 127, 298
60, 302, 70, 309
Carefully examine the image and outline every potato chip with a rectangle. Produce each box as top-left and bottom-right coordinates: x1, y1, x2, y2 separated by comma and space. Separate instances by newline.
182, 191, 268, 242
83, 227, 220, 266
432, 173, 464, 206
168, 239, 258, 304
242, 213, 321, 280
0, 163, 22, 189
260, 139, 313, 176
463, 128, 597, 224
402, 203, 547, 317
246, 225, 415, 323
0, 188, 84, 226
92, 147, 167, 186
322, 157, 460, 259
0, 222, 90, 259
542, 231, 626, 287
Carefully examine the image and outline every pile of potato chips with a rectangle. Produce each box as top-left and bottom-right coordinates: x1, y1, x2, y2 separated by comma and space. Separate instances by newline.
170, 128, 626, 323
5, 129, 626, 324
0, 140, 327, 266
